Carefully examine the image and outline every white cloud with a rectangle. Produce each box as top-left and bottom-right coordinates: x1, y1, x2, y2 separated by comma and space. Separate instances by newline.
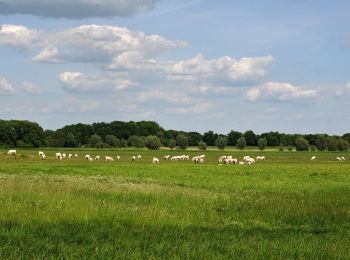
21, 81, 42, 95
0, 24, 40, 49
59, 71, 137, 94
136, 89, 194, 105
0, 76, 16, 94
0, 0, 158, 19
246, 82, 317, 102
33, 24, 187, 63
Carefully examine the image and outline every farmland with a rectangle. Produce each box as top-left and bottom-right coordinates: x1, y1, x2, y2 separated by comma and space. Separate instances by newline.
0, 149, 350, 259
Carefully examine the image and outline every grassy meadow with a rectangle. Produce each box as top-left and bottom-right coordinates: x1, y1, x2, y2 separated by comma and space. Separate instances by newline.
0, 148, 350, 259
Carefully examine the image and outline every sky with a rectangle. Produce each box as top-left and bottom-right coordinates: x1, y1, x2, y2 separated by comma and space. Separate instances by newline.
0, 0, 350, 134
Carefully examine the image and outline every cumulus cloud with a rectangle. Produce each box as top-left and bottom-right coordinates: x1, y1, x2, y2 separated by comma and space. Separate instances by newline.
21, 81, 42, 94
246, 82, 317, 102
0, 0, 158, 19
0, 24, 40, 49
0, 76, 16, 94
31, 24, 187, 63
59, 71, 138, 94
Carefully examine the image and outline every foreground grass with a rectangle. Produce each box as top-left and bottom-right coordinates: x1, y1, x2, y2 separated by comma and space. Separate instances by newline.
0, 149, 350, 258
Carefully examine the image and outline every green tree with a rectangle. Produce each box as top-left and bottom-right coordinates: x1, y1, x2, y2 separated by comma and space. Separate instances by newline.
177, 134, 188, 150
168, 139, 176, 149
295, 137, 309, 151
127, 135, 145, 148
236, 137, 246, 150
202, 131, 218, 146
326, 136, 338, 151
105, 135, 120, 147
120, 139, 128, 147
338, 139, 349, 151
145, 135, 161, 150
187, 132, 203, 146
65, 133, 77, 147
315, 134, 328, 151
243, 130, 256, 146
215, 136, 227, 150
89, 134, 103, 148
227, 130, 242, 146
198, 141, 207, 150
257, 137, 268, 151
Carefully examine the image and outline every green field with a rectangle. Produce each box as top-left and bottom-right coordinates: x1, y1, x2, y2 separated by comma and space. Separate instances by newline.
0, 149, 350, 259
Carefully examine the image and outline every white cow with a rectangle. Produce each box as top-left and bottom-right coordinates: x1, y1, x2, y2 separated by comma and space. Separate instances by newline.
74, 154, 79, 158
105, 156, 114, 162
40, 154, 46, 160
341, 156, 346, 161
336, 157, 342, 162
239, 161, 245, 165
95, 155, 100, 160
131, 156, 136, 161
311, 156, 316, 161
56, 152, 62, 160
85, 154, 91, 160
68, 154, 73, 158
7, 149, 16, 156
137, 155, 142, 160
163, 155, 170, 160
152, 157, 159, 164
116, 155, 120, 160
39, 151, 45, 157
62, 153, 67, 158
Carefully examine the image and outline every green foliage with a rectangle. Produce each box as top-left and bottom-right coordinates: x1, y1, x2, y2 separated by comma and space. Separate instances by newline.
227, 130, 242, 146
198, 141, 207, 150
338, 139, 349, 151
187, 132, 202, 146
105, 135, 120, 147
279, 144, 284, 151
176, 134, 188, 150
310, 145, 317, 151
288, 145, 294, 151
168, 139, 176, 149
120, 139, 128, 148
243, 130, 256, 146
215, 136, 227, 150
236, 137, 246, 150
257, 137, 267, 151
89, 134, 103, 148
325, 136, 338, 151
145, 135, 161, 150
315, 135, 328, 151
127, 136, 145, 148
295, 137, 310, 151
202, 131, 218, 146
65, 133, 77, 147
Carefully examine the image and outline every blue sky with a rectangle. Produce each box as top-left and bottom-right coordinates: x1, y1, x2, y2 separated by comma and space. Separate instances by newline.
0, 0, 349, 134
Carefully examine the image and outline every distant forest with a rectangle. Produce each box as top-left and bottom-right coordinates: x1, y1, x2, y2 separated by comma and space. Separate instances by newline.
0, 119, 349, 151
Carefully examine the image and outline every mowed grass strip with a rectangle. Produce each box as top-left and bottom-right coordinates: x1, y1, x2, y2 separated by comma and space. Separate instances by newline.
0, 149, 350, 258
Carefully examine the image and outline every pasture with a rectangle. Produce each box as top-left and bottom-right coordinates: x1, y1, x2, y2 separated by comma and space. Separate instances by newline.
0, 149, 350, 259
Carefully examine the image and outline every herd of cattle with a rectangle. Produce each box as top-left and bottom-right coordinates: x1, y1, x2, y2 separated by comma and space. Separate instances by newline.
5, 149, 347, 164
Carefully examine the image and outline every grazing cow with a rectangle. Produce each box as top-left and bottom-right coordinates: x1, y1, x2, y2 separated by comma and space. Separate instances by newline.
116, 155, 120, 160
131, 156, 136, 161
95, 155, 100, 160
7, 149, 16, 156
89, 157, 93, 162
68, 154, 73, 158
239, 161, 245, 165
341, 156, 346, 161
311, 156, 316, 161
74, 154, 79, 158
85, 154, 91, 160
56, 152, 62, 160
62, 153, 67, 158
39, 151, 45, 157
137, 155, 142, 160
152, 157, 159, 164
163, 155, 170, 160
105, 156, 114, 162
40, 154, 46, 160
336, 157, 342, 162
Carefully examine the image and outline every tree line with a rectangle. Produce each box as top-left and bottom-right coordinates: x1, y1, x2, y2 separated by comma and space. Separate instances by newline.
0, 119, 349, 151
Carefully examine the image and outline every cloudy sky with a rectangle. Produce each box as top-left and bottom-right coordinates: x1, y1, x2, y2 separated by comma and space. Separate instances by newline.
0, 0, 350, 134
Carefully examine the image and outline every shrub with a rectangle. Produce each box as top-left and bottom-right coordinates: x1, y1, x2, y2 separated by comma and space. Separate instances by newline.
105, 135, 120, 147
89, 134, 103, 148
198, 141, 207, 150
215, 136, 227, 150
120, 139, 128, 148
279, 144, 284, 151
177, 134, 188, 150
257, 138, 267, 151
168, 139, 176, 149
295, 137, 309, 151
310, 145, 317, 151
145, 135, 161, 150
287, 145, 293, 151
128, 136, 145, 148
338, 139, 349, 151
236, 137, 246, 150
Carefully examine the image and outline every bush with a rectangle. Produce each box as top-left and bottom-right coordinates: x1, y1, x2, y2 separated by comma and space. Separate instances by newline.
326, 136, 338, 151
145, 135, 161, 150
96, 142, 108, 149
215, 136, 227, 150
295, 137, 309, 151
287, 145, 293, 151
177, 134, 188, 150
168, 139, 176, 149
105, 135, 120, 147
257, 138, 267, 151
89, 134, 103, 148
279, 144, 284, 151
310, 145, 317, 151
338, 139, 349, 151
120, 139, 128, 148
128, 136, 145, 148
236, 137, 246, 150
198, 141, 207, 151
